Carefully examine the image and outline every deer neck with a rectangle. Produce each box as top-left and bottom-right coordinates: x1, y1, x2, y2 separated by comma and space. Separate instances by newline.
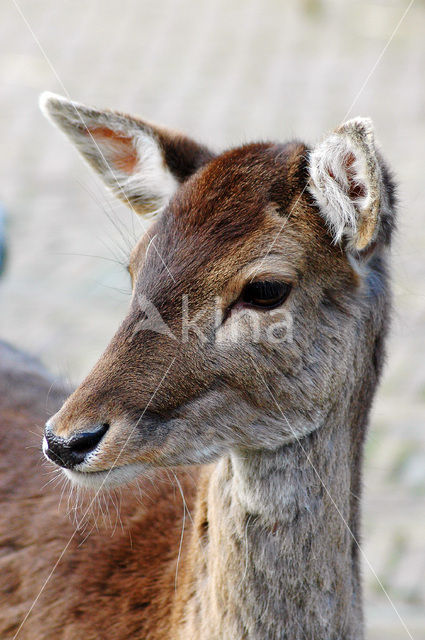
178, 407, 364, 640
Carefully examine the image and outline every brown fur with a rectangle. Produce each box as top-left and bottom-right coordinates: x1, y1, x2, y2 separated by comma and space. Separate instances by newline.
0, 97, 396, 639
0, 341, 199, 639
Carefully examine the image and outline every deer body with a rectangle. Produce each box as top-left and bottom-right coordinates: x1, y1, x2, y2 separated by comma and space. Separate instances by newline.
0, 94, 395, 639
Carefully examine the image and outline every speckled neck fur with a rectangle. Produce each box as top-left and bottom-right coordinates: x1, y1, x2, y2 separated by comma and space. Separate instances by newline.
178, 403, 366, 640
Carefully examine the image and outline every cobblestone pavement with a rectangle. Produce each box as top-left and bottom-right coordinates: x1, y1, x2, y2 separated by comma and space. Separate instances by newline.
1, 1, 424, 637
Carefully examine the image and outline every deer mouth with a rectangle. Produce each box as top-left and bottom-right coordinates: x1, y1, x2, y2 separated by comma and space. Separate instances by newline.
64, 462, 149, 489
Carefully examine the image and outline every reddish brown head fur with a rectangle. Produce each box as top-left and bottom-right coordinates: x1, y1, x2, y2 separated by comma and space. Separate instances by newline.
37, 95, 395, 495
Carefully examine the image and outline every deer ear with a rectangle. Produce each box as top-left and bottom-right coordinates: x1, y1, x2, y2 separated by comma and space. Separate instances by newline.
40, 92, 215, 217
309, 117, 384, 252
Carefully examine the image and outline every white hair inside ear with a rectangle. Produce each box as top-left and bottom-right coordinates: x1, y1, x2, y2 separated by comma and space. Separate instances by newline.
39, 92, 217, 218
309, 117, 382, 252
39, 92, 178, 217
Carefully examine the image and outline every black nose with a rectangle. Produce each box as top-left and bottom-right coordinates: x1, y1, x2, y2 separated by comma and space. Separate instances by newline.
44, 423, 109, 469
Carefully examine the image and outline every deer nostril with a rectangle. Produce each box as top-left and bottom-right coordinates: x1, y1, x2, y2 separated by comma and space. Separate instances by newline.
69, 423, 110, 456
44, 422, 110, 469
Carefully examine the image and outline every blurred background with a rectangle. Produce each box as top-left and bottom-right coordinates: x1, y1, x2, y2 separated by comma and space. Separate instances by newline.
0, 0, 424, 637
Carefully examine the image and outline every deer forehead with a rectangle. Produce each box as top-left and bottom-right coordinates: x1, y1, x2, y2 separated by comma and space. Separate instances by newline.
129, 142, 316, 287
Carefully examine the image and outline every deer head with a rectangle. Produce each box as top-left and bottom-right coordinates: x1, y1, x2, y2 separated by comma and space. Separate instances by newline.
40, 93, 395, 489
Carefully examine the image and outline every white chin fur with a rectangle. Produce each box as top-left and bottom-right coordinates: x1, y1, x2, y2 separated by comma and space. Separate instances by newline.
64, 463, 147, 489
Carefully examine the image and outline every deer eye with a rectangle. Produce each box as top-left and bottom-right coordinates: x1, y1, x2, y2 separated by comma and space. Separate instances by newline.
240, 281, 292, 310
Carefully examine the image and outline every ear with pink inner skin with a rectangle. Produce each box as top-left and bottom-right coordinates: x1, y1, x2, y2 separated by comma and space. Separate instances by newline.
309, 117, 385, 253
40, 92, 215, 217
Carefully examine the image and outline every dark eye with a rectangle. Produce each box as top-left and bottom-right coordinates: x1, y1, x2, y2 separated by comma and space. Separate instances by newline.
240, 281, 292, 310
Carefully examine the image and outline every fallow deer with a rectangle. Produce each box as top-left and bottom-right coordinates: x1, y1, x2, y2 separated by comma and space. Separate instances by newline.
0, 93, 396, 639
